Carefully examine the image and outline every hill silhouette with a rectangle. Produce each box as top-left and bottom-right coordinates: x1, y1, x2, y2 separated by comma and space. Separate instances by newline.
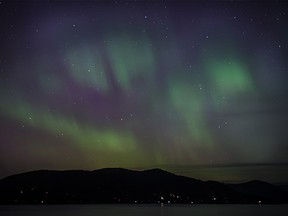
0, 168, 287, 204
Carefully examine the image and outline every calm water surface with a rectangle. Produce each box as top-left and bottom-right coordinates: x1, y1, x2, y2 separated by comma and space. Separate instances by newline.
0, 204, 288, 216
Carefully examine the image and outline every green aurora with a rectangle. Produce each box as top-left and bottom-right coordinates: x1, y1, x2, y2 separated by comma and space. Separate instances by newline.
0, 1, 287, 182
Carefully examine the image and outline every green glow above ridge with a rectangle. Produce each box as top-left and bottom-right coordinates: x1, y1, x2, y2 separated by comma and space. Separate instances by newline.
1, 100, 136, 152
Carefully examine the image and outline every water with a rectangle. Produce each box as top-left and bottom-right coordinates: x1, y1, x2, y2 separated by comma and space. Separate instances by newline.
0, 204, 288, 216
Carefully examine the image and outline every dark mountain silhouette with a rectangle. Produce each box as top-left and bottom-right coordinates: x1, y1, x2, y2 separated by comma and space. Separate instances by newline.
0, 168, 287, 204
229, 180, 288, 204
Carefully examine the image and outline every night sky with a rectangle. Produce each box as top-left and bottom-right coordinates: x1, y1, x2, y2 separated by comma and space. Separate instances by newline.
0, 1, 288, 183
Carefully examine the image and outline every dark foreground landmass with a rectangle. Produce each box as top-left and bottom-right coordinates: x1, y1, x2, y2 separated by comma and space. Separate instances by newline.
0, 168, 287, 204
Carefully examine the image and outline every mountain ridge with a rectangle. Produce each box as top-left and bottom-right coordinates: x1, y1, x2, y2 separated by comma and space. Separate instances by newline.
0, 168, 287, 204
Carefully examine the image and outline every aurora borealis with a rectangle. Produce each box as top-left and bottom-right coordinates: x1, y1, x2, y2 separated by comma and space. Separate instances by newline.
0, 1, 288, 182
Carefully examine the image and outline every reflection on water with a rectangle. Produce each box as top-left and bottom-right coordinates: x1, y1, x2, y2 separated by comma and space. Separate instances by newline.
0, 204, 288, 216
